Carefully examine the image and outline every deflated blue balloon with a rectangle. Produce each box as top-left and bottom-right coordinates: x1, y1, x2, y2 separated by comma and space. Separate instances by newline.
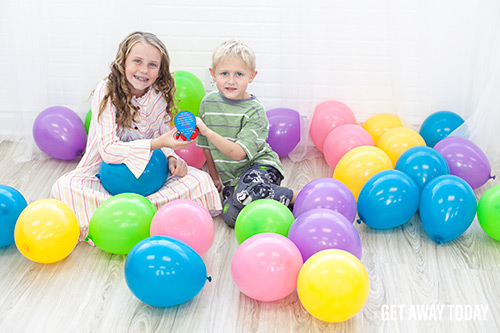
357, 170, 419, 229
98, 149, 168, 196
124, 236, 208, 307
419, 175, 476, 244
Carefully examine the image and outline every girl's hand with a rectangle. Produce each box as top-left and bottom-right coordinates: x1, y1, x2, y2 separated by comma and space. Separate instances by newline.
213, 178, 222, 192
168, 156, 188, 177
152, 128, 196, 150
196, 117, 211, 136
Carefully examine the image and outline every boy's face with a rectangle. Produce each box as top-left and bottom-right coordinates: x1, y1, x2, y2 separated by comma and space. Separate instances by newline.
125, 42, 161, 98
209, 57, 257, 100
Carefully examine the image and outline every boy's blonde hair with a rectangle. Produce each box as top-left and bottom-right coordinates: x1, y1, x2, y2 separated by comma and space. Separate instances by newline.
212, 39, 256, 72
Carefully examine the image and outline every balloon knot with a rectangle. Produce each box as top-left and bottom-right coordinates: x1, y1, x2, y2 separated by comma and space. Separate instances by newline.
95, 174, 100, 179
84, 235, 91, 242
491, 174, 496, 180
436, 240, 442, 245
356, 219, 362, 224
207, 276, 212, 282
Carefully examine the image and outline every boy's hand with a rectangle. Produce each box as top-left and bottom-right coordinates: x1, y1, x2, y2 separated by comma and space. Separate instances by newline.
196, 117, 211, 136
168, 156, 188, 177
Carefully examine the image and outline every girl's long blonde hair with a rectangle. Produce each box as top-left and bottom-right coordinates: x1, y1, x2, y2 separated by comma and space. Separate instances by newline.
98, 31, 176, 128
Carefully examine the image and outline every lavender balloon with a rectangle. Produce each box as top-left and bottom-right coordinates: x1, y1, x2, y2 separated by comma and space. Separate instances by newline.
266, 108, 301, 157
288, 208, 361, 262
434, 137, 493, 189
292, 178, 356, 222
33, 106, 87, 160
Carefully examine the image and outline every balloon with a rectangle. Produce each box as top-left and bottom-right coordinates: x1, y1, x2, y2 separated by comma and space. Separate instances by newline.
288, 209, 361, 262
395, 146, 449, 193
14, 199, 79, 263
309, 101, 356, 152
362, 113, 403, 145
266, 108, 301, 157
333, 146, 393, 200
84, 109, 92, 134
357, 170, 419, 229
419, 111, 464, 147
323, 124, 374, 169
231, 233, 303, 302
292, 178, 356, 222
434, 136, 492, 189
87, 193, 157, 255
377, 127, 426, 166
175, 144, 206, 169
297, 249, 369, 323
0, 185, 28, 247
173, 71, 206, 117
125, 236, 208, 307
419, 175, 477, 244
477, 184, 500, 241
234, 199, 295, 244
150, 199, 214, 257
98, 149, 169, 196
32, 106, 87, 160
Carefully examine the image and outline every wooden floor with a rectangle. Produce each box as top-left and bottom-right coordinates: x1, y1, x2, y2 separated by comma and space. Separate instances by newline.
1, 140, 499, 332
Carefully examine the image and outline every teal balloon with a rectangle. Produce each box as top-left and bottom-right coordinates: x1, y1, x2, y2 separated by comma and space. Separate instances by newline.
125, 236, 208, 307
419, 111, 464, 147
98, 149, 168, 196
419, 175, 477, 244
357, 170, 419, 229
0, 185, 28, 247
395, 146, 450, 193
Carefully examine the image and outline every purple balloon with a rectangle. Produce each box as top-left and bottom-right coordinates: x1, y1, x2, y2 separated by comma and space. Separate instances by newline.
288, 208, 362, 262
33, 106, 87, 160
292, 178, 356, 222
434, 137, 492, 189
266, 108, 301, 157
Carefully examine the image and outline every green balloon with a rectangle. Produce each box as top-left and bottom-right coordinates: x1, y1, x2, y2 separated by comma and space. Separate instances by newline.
88, 193, 157, 255
477, 184, 500, 241
85, 109, 92, 134
235, 199, 295, 244
173, 71, 205, 117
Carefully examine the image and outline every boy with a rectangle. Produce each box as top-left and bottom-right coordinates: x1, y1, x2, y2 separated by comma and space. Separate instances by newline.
196, 39, 298, 227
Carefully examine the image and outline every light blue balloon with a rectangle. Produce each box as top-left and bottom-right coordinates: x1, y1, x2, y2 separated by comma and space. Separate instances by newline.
98, 149, 168, 196
419, 111, 464, 147
395, 146, 450, 193
0, 185, 28, 247
419, 175, 477, 244
124, 236, 208, 307
357, 170, 419, 229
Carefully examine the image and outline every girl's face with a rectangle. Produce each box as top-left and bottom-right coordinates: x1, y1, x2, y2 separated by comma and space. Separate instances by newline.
125, 42, 161, 98
209, 57, 257, 100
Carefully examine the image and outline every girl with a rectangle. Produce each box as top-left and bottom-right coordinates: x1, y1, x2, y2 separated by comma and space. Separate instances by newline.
51, 31, 222, 242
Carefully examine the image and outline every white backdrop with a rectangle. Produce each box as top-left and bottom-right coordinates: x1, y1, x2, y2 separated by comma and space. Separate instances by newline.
1, 0, 499, 162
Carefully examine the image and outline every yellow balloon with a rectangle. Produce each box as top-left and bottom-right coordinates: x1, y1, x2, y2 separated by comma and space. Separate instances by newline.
297, 249, 370, 323
362, 113, 403, 145
14, 199, 79, 263
333, 146, 392, 200
376, 127, 426, 166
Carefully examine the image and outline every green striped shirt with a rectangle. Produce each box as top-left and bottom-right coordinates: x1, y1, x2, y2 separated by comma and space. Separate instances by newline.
196, 91, 284, 187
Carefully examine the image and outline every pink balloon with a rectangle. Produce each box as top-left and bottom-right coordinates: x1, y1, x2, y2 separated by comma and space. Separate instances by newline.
150, 199, 214, 257
309, 101, 356, 152
231, 233, 303, 302
323, 124, 374, 169
175, 144, 206, 169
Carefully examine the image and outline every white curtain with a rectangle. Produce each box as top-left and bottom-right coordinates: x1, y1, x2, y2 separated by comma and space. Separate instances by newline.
1, 0, 499, 164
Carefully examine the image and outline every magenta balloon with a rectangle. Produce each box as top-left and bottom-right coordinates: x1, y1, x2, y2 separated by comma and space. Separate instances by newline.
292, 178, 356, 222
434, 137, 492, 189
33, 106, 87, 160
266, 108, 301, 157
288, 208, 362, 262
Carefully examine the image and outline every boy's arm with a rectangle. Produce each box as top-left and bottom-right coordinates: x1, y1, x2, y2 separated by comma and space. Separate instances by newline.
196, 117, 246, 161
203, 148, 222, 191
